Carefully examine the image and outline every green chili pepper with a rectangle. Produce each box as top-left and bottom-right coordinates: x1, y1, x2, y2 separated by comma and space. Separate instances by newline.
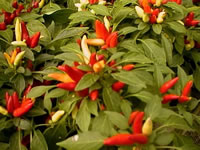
14, 51, 25, 66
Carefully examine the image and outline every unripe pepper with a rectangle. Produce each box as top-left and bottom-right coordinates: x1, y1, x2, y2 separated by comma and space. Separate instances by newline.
182, 80, 193, 96
162, 94, 179, 104
133, 112, 144, 133
14, 51, 25, 66
93, 60, 105, 73
0, 106, 8, 115
4, 52, 13, 68
39, 0, 45, 8
142, 13, 150, 23
104, 16, 110, 32
15, 18, 21, 41
160, 77, 179, 94
142, 117, 153, 136
48, 73, 74, 83
156, 12, 166, 24
135, 6, 144, 18
86, 39, 105, 46
51, 110, 65, 123
10, 49, 17, 64
81, 35, 91, 64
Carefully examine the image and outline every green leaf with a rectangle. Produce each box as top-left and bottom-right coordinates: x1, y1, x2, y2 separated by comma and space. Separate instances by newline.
89, 5, 110, 16
51, 27, 88, 44
119, 26, 138, 35
0, 142, 9, 150
57, 131, 104, 150
26, 106, 47, 117
128, 91, 154, 103
55, 53, 82, 62
0, 28, 13, 42
75, 73, 99, 91
13, 118, 31, 130
166, 22, 186, 34
119, 52, 152, 64
145, 96, 162, 120
161, 33, 173, 66
120, 100, 132, 119
87, 101, 98, 116
20, 13, 42, 22
14, 74, 25, 97
102, 87, 121, 111
104, 111, 129, 130
76, 100, 91, 132
61, 43, 81, 53
27, 85, 55, 98
107, 52, 125, 63
164, 115, 194, 131
44, 92, 52, 113
194, 67, 200, 91
9, 131, 26, 150
155, 133, 174, 146
69, 11, 97, 26
92, 113, 113, 136
153, 65, 164, 90
31, 130, 48, 150
152, 24, 162, 34
44, 122, 67, 150
112, 71, 146, 88
0, 0, 13, 12
140, 39, 166, 65
113, 7, 133, 30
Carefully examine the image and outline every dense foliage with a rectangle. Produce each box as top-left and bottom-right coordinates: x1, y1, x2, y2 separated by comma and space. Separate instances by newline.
0, 0, 200, 150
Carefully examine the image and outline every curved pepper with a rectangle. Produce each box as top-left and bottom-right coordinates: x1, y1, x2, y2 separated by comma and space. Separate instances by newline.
128, 111, 140, 125
14, 51, 25, 66
182, 80, 193, 96
162, 94, 179, 104
142, 117, 153, 136
51, 110, 65, 123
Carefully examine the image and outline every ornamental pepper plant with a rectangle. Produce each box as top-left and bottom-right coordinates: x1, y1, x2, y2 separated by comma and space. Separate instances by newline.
0, 0, 200, 150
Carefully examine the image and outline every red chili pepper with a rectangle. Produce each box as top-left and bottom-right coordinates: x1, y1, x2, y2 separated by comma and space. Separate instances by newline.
128, 111, 140, 125
162, 94, 179, 104
57, 82, 76, 91
27, 59, 33, 70
89, 0, 99, 4
103, 134, 135, 146
129, 134, 148, 144
30, 32, 40, 48
191, 20, 199, 27
97, 54, 105, 61
21, 135, 30, 147
12, 92, 20, 109
95, 20, 110, 41
58, 65, 84, 82
13, 100, 34, 117
178, 95, 191, 103
195, 41, 200, 48
27, 7, 33, 13
0, 22, 6, 30
150, 15, 157, 24
142, 0, 151, 14
33, 1, 39, 8
12, 1, 18, 9
18, 4, 24, 11
21, 21, 31, 46
7, 96, 14, 113
108, 60, 116, 67
181, 80, 193, 96
112, 81, 125, 92
160, 77, 179, 94
5, 92, 10, 105
123, 64, 135, 71
152, 8, 160, 17
23, 84, 32, 97
105, 32, 118, 48
89, 90, 99, 101
133, 112, 144, 134
89, 53, 97, 66
77, 88, 89, 97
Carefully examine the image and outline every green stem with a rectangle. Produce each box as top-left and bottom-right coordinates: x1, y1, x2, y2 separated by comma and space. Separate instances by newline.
34, 123, 51, 129
156, 146, 181, 150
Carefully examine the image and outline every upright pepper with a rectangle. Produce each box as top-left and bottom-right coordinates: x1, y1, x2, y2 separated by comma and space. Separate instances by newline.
181, 80, 193, 96
133, 112, 144, 133
160, 77, 179, 94
128, 111, 140, 125
89, 90, 99, 101
142, 117, 153, 136
30, 32, 40, 48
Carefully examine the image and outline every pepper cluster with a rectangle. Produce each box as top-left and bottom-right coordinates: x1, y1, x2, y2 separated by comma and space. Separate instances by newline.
86, 18, 118, 49
3, 85, 35, 117
135, 0, 182, 24
160, 77, 193, 104
11, 18, 40, 48
103, 111, 152, 147
184, 12, 200, 27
